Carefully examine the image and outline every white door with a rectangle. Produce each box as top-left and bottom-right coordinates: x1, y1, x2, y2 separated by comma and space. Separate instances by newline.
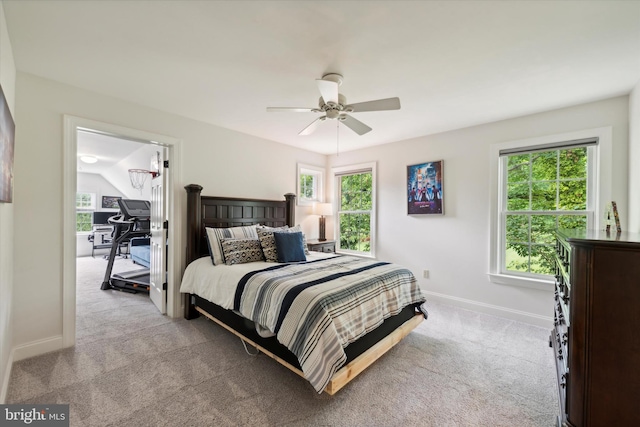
149, 150, 167, 313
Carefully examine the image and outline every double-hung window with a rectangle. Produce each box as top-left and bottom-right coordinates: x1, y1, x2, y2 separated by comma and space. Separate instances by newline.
76, 192, 96, 233
333, 163, 376, 257
490, 127, 611, 289
502, 144, 592, 276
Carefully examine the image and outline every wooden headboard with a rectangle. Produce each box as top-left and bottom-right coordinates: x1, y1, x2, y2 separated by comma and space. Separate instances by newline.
184, 184, 296, 265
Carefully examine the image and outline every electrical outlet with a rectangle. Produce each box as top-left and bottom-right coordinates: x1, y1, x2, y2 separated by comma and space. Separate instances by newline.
423, 270, 429, 279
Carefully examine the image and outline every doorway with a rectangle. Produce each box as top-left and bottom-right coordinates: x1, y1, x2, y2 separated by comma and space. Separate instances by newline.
76, 129, 164, 312
63, 116, 182, 348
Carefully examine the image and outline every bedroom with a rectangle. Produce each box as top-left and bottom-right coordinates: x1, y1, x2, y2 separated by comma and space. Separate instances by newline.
0, 0, 639, 425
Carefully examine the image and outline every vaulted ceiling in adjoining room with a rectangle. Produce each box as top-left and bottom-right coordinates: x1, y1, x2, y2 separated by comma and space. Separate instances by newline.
3, 1, 640, 154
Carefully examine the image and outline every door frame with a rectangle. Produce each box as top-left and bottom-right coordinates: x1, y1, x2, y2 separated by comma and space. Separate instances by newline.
63, 115, 183, 348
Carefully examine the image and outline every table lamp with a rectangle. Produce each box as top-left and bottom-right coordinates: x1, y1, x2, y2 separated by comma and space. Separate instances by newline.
314, 202, 333, 241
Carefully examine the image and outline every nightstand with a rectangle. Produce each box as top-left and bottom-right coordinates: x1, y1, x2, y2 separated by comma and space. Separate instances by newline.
306, 239, 336, 253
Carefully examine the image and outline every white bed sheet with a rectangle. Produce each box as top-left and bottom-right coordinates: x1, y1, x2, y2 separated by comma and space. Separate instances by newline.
180, 252, 337, 310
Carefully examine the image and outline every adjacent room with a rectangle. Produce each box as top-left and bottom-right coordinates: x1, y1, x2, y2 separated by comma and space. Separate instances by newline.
0, 1, 639, 426
75, 129, 168, 345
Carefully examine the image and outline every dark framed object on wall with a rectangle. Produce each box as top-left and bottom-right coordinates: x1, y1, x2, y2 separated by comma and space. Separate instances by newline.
102, 196, 122, 209
407, 160, 443, 215
0, 84, 16, 203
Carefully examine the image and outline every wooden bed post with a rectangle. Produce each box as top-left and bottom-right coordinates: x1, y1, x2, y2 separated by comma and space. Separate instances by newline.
284, 193, 295, 227
184, 184, 203, 319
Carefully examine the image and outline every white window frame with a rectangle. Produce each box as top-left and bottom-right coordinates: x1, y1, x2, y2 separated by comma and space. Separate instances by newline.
76, 192, 96, 234
333, 162, 377, 258
489, 127, 612, 290
297, 163, 324, 206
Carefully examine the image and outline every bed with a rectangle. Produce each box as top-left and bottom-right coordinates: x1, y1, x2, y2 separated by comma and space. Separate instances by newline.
180, 184, 428, 394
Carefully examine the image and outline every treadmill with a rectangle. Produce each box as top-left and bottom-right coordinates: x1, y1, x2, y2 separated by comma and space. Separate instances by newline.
100, 199, 151, 293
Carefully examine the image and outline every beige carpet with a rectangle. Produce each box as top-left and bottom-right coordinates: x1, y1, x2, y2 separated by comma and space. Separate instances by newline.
7, 256, 558, 426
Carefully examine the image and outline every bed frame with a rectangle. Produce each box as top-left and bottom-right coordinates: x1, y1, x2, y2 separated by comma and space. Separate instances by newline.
183, 184, 424, 394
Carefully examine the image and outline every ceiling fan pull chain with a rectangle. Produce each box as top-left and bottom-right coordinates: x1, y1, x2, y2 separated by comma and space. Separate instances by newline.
336, 120, 340, 157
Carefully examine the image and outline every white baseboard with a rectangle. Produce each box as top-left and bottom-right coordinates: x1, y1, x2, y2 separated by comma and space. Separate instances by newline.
0, 348, 14, 404
12, 335, 63, 363
423, 291, 553, 329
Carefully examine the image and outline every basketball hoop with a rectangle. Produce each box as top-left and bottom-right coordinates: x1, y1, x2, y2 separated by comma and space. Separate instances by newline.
128, 169, 152, 194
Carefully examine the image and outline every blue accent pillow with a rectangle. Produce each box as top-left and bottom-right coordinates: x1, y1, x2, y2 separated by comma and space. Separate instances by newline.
274, 231, 307, 263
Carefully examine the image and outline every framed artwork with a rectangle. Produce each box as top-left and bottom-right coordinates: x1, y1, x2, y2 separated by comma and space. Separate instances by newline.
407, 160, 443, 215
0, 85, 16, 203
102, 196, 121, 209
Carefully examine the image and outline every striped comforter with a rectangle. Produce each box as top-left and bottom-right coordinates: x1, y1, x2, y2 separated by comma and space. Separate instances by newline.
233, 255, 426, 392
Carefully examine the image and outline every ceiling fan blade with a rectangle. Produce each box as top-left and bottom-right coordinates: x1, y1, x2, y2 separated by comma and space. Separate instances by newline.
340, 114, 372, 136
345, 97, 401, 112
267, 107, 317, 113
299, 116, 326, 136
316, 79, 339, 105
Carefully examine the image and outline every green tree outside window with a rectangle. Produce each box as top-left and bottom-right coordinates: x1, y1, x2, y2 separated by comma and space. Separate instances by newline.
504, 147, 588, 275
338, 172, 372, 254
76, 192, 95, 232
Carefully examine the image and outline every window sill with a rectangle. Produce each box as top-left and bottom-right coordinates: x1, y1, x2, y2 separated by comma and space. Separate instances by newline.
488, 273, 553, 291
335, 251, 376, 260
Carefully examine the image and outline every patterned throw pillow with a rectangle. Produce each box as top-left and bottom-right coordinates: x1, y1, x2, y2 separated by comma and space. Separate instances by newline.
205, 225, 258, 265
257, 224, 309, 262
290, 224, 310, 255
256, 225, 288, 263
220, 238, 265, 265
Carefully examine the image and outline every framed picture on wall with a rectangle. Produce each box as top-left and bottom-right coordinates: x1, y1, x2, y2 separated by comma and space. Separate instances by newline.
0, 84, 16, 203
102, 196, 121, 209
407, 160, 443, 215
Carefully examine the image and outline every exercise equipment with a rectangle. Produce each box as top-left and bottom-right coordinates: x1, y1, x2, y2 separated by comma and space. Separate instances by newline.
100, 199, 151, 293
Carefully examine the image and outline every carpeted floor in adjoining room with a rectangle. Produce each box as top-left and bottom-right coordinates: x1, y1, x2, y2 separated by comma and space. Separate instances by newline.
7, 256, 559, 426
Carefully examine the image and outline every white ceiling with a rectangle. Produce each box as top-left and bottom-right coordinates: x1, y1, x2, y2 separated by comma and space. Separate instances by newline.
4, 1, 640, 155
76, 131, 145, 174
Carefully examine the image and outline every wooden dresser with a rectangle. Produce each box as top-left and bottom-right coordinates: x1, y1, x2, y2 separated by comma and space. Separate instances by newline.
553, 229, 640, 426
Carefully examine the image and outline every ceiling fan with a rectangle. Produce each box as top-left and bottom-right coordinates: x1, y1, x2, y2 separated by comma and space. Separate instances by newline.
267, 73, 401, 136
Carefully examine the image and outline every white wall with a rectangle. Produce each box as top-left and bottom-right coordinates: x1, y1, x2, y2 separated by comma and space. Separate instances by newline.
0, 1, 16, 404
628, 79, 640, 232
11, 72, 325, 358
328, 96, 629, 326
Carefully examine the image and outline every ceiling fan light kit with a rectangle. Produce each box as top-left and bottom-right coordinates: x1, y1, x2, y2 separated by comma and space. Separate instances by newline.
267, 73, 400, 137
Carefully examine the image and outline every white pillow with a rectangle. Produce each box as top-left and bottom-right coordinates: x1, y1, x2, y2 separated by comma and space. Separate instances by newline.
205, 225, 258, 265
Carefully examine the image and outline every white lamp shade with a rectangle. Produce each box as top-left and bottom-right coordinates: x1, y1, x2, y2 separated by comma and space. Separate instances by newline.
313, 202, 333, 216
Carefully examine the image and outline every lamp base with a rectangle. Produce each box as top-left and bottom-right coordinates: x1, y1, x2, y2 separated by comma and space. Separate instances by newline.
319, 216, 326, 241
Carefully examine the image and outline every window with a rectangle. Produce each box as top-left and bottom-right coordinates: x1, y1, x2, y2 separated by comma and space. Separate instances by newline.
334, 163, 376, 257
76, 192, 96, 233
490, 127, 612, 289
297, 164, 324, 206
503, 146, 590, 276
